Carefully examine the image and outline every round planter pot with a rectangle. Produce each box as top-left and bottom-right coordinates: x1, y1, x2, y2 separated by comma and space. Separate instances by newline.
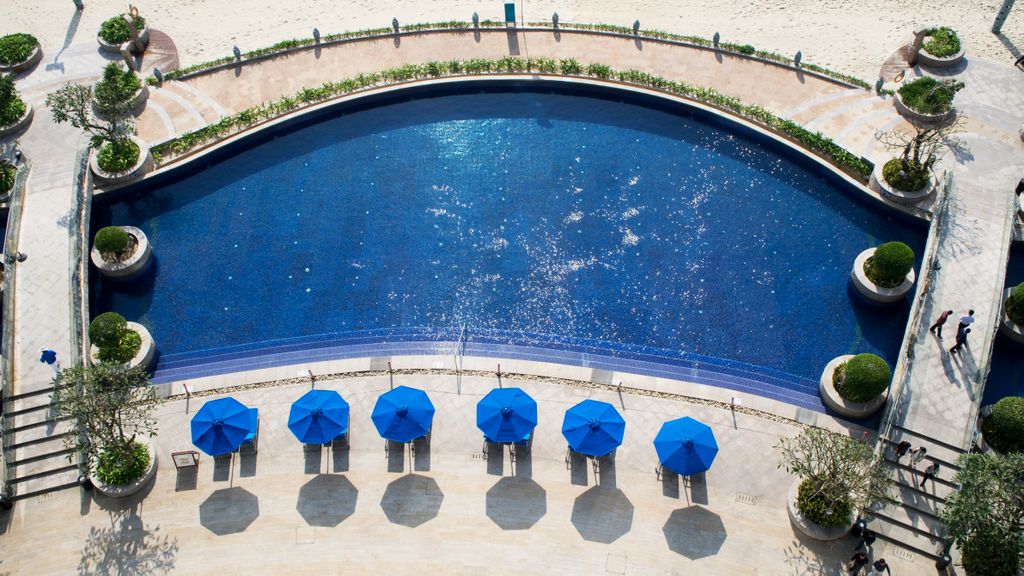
97, 25, 150, 54
90, 136, 152, 186
0, 45, 42, 73
1017, 194, 1024, 220
851, 248, 915, 304
0, 102, 33, 138
90, 438, 158, 499
819, 355, 888, 418
916, 46, 965, 70
1000, 287, 1024, 345
894, 91, 955, 124
91, 225, 152, 280
93, 84, 149, 118
90, 321, 156, 371
870, 162, 935, 206
786, 480, 856, 541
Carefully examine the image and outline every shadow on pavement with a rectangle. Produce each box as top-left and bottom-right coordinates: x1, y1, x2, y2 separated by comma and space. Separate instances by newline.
570, 486, 634, 543
380, 474, 443, 528
485, 476, 546, 530
296, 474, 358, 527
199, 487, 259, 535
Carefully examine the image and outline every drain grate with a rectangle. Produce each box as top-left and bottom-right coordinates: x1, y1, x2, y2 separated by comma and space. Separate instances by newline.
735, 493, 758, 506
891, 547, 915, 561
605, 553, 627, 574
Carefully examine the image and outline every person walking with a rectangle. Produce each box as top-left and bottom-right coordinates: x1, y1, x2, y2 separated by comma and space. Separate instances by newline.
854, 529, 877, 554
893, 440, 912, 460
958, 309, 975, 332
950, 328, 971, 355
919, 460, 940, 488
871, 558, 891, 575
39, 348, 61, 376
929, 309, 954, 338
848, 551, 869, 573
909, 446, 927, 468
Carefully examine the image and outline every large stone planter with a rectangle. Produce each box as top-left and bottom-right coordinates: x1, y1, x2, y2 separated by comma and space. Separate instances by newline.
1000, 287, 1024, 345
0, 45, 42, 73
97, 26, 150, 54
0, 102, 33, 138
870, 162, 935, 206
851, 248, 915, 304
916, 46, 965, 70
91, 225, 152, 280
819, 355, 888, 418
90, 136, 152, 186
93, 84, 149, 118
91, 438, 158, 499
894, 91, 955, 124
90, 321, 156, 371
786, 480, 856, 541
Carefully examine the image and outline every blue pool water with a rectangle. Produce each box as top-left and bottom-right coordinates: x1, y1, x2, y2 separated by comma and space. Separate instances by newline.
982, 244, 1024, 406
91, 86, 925, 387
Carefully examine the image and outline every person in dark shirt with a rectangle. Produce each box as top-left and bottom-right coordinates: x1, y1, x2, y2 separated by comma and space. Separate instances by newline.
929, 309, 954, 338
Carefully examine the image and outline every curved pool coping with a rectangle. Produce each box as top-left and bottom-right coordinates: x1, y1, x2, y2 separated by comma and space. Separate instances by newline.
88, 77, 923, 420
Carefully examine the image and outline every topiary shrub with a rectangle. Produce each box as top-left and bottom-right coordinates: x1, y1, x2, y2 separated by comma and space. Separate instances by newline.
982, 397, 1024, 454
834, 353, 890, 402
882, 157, 930, 192
923, 27, 961, 58
96, 139, 140, 173
0, 72, 26, 126
90, 311, 128, 349
796, 478, 853, 527
95, 440, 149, 486
1006, 283, 1024, 326
94, 225, 130, 256
0, 33, 38, 66
897, 76, 963, 115
94, 62, 142, 115
99, 15, 146, 44
863, 241, 914, 288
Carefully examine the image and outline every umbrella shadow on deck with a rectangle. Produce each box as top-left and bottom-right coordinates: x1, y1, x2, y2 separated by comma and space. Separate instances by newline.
662, 506, 726, 559
485, 476, 547, 530
77, 514, 178, 576
570, 486, 634, 543
380, 474, 444, 528
199, 487, 259, 536
296, 474, 358, 527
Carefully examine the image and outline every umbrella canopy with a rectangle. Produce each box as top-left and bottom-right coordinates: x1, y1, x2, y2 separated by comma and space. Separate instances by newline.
561, 399, 625, 457
654, 417, 719, 476
371, 386, 435, 443
476, 387, 538, 443
288, 389, 350, 444
191, 397, 253, 456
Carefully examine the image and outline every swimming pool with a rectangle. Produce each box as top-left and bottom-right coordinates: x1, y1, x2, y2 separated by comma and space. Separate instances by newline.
91, 83, 925, 399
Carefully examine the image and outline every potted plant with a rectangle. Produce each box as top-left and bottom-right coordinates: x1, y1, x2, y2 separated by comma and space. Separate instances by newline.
97, 12, 149, 54
46, 81, 151, 185
917, 27, 965, 69
979, 397, 1024, 455
777, 428, 889, 540
52, 364, 162, 498
89, 311, 156, 371
93, 62, 148, 117
90, 224, 153, 280
1000, 282, 1024, 344
0, 33, 41, 73
873, 114, 964, 204
893, 76, 963, 123
941, 453, 1024, 576
819, 353, 891, 418
850, 241, 916, 303
0, 143, 16, 200
0, 73, 32, 137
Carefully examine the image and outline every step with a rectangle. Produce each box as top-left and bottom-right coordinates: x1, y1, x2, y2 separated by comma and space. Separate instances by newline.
885, 458, 957, 489
3, 392, 54, 414
873, 502, 946, 539
7, 427, 72, 451
890, 472, 954, 503
893, 425, 969, 454
10, 468, 82, 501
8, 463, 79, 485
5, 386, 55, 402
6, 446, 75, 467
872, 518, 947, 562
3, 413, 72, 434
881, 437, 962, 472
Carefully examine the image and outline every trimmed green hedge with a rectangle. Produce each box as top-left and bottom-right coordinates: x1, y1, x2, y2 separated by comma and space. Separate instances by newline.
94, 226, 129, 255
1006, 282, 1024, 326
152, 58, 872, 181
864, 241, 914, 288
796, 478, 852, 527
95, 441, 149, 486
99, 15, 146, 44
97, 139, 140, 173
89, 311, 142, 364
898, 76, 963, 115
982, 397, 1024, 454
882, 157, 929, 192
834, 354, 890, 402
923, 27, 961, 58
0, 162, 14, 196
0, 33, 38, 66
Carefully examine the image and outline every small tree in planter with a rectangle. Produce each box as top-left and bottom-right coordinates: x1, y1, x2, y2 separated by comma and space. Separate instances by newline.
90, 311, 142, 364
923, 27, 961, 58
99, 13, 146, 45
0, 33, 39, 68
52, 364, 160, 487
941, 453, 1024, 576
981, 397, 1024, 454
94, 62, 142, 117
46, 81, 139, 173
863, 241, 914, 288
833, 353, 890, 402
898, 76, 963, 116
1006, 282, 1024, 326
777, 428, 890, 527
0, 73, 26, 128
877, 115, 965, 192
93, 225, 136, 262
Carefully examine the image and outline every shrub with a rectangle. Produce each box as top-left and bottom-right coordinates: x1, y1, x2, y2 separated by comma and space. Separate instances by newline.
0, 33, 38, 66
735, 44, 756, 55
99, 15, 146, 44
797, 478, 853, 527
96, 139, 140, 172
0, 161, 14, 196
94, 225, 130, 256
897, 76, 963, 115
0, 73, 26, 126
982, 397, 1024, 454
882, 157, 930, 192
923, 27, 961, 58
90, 311, 129, 349
1006, 282, 1024, 326
98, 329, 142, 364
95, 441, 149, 486
961, 533, 1020, 576
834, 354, 890, 402
94, 62, 141, 114
864, 241, 915, 288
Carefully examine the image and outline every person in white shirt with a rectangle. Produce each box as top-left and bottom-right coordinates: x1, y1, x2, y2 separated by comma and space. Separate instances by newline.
957, 309, 975, 332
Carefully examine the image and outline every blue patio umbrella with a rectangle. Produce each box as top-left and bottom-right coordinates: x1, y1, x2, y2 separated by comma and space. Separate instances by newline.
476, 387, 538, 443
288, 389, 350, 444
191, 397, 253, 456
654, 417, 719, 476
561, 399, 625, 457
371, 386, 435, 443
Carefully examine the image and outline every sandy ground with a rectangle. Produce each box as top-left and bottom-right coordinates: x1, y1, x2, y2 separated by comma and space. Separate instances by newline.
2, 1, 1023, 81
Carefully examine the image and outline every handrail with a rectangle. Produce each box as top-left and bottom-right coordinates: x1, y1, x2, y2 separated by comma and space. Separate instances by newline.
67, 147, 92, 478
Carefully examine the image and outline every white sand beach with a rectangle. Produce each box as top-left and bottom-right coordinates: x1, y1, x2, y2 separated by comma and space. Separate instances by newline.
3, 0, 1023, 81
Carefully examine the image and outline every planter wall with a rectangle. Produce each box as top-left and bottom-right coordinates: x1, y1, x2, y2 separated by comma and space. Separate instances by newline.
0, 45, 42, 73
819, 355, 888, 418
1000, 287, 1024, 345
869, 162, 935, 206
0, 103, 33, 138
916, 47, 965, 69
850, 248, 915, 304
91, 438, 158, 499
786, 480, 856, 541
90, 225, 152, 280
90, 321, 156, 371
97, 26, 150, 54
90, 136, 152, 186
894, 91, 955, 124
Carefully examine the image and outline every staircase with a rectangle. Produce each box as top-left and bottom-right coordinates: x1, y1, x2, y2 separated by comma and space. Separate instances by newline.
2, 386, 80, 501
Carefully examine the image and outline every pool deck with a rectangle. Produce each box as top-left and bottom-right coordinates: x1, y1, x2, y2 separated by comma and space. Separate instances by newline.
2, 26, 1023, 574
